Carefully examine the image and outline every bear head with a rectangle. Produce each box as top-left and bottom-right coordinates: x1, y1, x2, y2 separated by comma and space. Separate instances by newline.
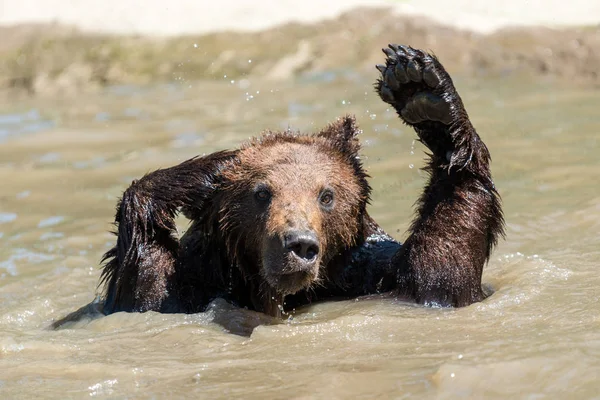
214, 116, 371, 298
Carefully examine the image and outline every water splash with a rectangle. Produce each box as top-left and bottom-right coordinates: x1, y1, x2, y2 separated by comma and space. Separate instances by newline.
89, 379, 118, 397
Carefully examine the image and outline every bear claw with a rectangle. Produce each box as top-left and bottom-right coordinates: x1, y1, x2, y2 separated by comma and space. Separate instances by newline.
376, 44, 453, 126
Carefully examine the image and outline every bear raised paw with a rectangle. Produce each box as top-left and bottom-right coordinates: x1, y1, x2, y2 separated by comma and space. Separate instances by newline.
377, 44, 454, 126
75, 44, 504, 321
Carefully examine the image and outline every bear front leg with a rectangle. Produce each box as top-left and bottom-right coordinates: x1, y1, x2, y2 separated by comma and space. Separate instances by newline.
375, 44, 504, 307
101, 151, 237, 313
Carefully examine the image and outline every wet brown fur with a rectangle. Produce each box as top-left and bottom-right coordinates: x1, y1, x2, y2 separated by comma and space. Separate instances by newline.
100, 117, 380, 316
95, 45, 504, 319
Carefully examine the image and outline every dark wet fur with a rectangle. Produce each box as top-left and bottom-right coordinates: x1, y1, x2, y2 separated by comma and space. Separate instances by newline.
376, 44, 504, 306
59, 44, 504, 325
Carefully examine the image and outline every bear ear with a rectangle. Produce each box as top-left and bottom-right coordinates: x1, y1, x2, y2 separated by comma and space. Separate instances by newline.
317, 115, 361, 156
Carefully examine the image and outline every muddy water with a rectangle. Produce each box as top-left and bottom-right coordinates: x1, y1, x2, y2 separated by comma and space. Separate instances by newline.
0, 72, 598, 399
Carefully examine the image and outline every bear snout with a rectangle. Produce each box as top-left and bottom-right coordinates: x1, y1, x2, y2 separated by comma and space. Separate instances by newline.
261, 230, 322, 294
283, 230, 320, 263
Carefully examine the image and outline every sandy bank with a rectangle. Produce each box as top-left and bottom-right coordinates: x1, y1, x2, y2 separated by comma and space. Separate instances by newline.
0, 8, 599, 96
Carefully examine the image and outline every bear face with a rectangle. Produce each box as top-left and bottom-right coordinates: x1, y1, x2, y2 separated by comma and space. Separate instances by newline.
215, 120, 370, 296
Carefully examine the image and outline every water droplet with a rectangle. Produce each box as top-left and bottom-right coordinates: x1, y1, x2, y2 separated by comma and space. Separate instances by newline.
227, 265, 234, 294
193, 43, 198, 48
409, 164, 414, 169
369, 113, 377, 120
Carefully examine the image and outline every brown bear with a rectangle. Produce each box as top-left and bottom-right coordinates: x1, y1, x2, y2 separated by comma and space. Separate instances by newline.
98, 44, 504, 318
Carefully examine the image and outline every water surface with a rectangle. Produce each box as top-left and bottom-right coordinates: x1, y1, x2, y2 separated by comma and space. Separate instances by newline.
0, 73, 598, 398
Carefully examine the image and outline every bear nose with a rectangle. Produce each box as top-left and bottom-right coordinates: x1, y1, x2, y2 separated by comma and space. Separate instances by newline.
283, 231, 320, 261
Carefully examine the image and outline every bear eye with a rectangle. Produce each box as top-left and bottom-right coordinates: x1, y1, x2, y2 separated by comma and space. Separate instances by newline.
319, 190, 334, 208
254, 187, 272, 202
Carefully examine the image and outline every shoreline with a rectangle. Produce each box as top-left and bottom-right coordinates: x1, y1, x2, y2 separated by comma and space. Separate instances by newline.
1, 8, 599, 96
